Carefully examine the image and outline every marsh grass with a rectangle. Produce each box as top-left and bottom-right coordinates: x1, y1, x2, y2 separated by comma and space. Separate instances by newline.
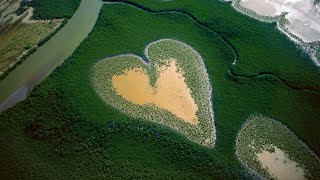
236, 115, 320, 179
0, 20, 61, 73
0, 0, 80, 80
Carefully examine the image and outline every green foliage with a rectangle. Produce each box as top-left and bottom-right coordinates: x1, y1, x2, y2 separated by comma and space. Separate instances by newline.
103, 0, 320, 156
23, 0, 81, 20
15, 1, 29, 16
91, 39, 215, 147
237, 116, 320, 179
0, 0, 320, 179
105, 0, 320, 90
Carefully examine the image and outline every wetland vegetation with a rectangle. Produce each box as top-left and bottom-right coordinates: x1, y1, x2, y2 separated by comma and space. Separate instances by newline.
0, 0, 319, 179
0, 0, 81, 80
0, 19, 62, 78
19, 0, 81, 20
91, 39, 215, 147
236, 116, 320, 179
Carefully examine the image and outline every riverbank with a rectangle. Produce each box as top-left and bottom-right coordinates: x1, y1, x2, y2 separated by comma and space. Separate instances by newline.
0, 0, 103, 112
0, 0, 64, 78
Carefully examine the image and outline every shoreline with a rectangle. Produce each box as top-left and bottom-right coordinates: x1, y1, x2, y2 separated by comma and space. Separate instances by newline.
229, 0, 320, 67
0, 0, 103, 113
0, 1, 66, 80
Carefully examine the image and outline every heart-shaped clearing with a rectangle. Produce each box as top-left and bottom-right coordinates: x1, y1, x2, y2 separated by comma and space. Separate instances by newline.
91, 39, 215, 146
112, 59, 198, 125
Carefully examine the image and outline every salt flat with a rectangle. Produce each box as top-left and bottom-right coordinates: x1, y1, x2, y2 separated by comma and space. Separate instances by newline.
238, 0, 320, 43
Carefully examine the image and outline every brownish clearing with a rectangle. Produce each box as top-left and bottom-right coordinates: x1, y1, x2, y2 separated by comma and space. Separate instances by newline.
257, 146, 305, 180
112, 58, 199, 125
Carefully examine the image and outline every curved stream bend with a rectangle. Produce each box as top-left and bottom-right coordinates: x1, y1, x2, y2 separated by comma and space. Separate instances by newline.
0, 0, 103, 112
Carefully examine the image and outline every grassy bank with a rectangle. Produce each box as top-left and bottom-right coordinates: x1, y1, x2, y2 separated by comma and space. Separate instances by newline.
0, 1, 319, 178
0, 0, 81, 80
0, 20, 62, 74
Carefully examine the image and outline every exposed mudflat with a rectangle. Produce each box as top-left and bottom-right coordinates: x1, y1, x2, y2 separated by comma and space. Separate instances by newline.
237, 0, 320, 43
91, 39, 216, 146
257, 145, 305, 180
112, 59, 199, 125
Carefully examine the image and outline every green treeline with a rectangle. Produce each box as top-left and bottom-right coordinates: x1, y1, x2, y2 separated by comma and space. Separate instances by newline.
0, 0, 319, 179
19, 0, 81, 20
105, 0, 320, 91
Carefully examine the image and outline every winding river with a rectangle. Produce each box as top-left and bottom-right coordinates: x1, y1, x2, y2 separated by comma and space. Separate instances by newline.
0, 0, 103, 112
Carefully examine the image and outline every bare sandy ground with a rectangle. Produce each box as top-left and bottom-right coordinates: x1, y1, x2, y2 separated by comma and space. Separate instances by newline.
0, 0, 61, 28
257, 145, 305, 180
112, 59, 199, 125
0, 0, 21, 27
237, 0, 320, 43
91, 38, 216, 146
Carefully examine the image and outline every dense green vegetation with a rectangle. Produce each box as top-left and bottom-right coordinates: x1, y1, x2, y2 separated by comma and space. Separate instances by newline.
106, 0, 320, 91
0, 3, 252, 178
92, 39, 215, 147
237, 116, 320, 179
0, 0, 320, 178
19, 0, 81, 20
0, 94, 248, 179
